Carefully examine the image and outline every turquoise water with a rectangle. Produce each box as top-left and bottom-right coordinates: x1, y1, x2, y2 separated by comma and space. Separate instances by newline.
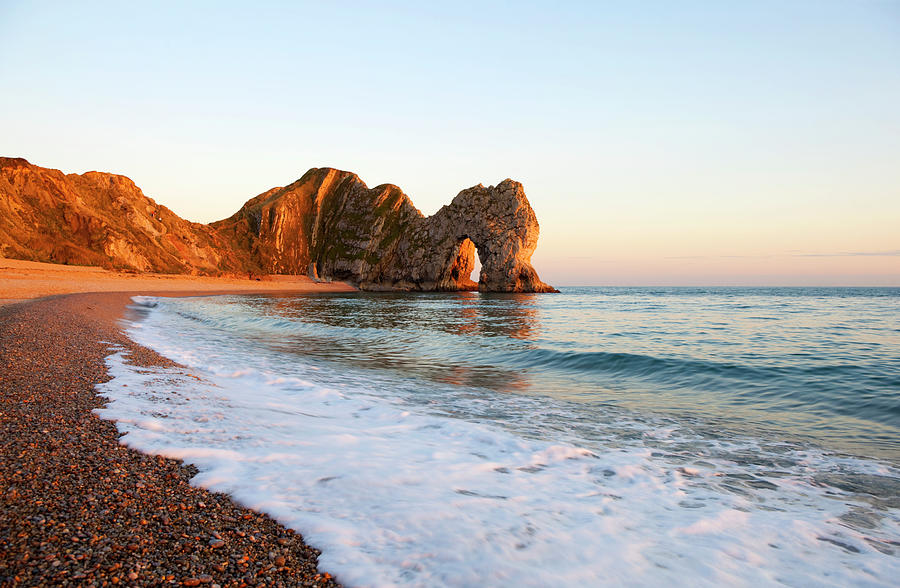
180, 286, 900, 461
105, 287, 900, 585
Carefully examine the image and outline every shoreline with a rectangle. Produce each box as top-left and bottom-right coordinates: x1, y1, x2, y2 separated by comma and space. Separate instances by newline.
0, 257, 358, 306
0, 261, 352, 586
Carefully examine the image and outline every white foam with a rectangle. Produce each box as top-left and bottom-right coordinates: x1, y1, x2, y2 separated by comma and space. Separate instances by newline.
94, 296, 900, 587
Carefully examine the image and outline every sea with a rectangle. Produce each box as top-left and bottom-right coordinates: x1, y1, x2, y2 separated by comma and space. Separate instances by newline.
95, 287, 900, 586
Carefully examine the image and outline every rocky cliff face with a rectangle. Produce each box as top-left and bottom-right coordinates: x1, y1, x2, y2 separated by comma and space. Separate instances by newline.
1, 157, 556, 292
211, 168, 424, 282
213, 168, 556, 292
0, 157, 250, 274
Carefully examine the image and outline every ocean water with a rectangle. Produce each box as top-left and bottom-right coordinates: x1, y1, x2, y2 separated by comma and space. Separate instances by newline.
96, 287, 900, 586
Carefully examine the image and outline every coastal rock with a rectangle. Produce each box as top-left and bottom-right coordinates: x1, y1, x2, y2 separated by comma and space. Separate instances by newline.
215, 168, 557, 292
212, 168, 423, 281
0, 157, 249, 274
389, 180, 557, 293
0, 158, 556, 292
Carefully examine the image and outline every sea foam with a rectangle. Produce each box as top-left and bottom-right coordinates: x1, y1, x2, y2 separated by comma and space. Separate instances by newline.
95, 295, 900, 587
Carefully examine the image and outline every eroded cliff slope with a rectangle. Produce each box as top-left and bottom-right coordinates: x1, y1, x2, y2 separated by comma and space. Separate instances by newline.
0, 158, 251, 274
0, 158, 556, 292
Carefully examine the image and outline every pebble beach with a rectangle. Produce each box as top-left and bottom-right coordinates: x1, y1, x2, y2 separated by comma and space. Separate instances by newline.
0, 261, 353, 587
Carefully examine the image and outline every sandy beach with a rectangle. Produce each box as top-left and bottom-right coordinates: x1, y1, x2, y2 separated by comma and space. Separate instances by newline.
0, 258, 357, 305
0, 259, 352, 586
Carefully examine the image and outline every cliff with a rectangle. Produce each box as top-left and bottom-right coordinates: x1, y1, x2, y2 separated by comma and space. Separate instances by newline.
0, 157, 250, 274
0, 158, 556, 292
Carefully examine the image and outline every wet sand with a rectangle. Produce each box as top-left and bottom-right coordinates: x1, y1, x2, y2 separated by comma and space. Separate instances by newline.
0, 260, 353, 586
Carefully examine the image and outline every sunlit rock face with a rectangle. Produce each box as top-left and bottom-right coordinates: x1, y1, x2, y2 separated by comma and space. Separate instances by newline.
217, 168, 557, 292
404, 180, 557, 293
0, 157, 250, 274
1, 158, 556, 292
213, 168, 425, 284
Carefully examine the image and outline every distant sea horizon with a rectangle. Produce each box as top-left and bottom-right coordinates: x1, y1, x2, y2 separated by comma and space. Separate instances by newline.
552, 283, 900, 288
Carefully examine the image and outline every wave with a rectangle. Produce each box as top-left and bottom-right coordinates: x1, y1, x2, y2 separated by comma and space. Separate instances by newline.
134, 295, 900, 438
519, 346, 900, 420
522, 347, 782, 381
96, 295, 900, 586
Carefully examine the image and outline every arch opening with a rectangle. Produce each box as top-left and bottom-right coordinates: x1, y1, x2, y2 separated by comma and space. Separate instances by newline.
446, 237, 479, 291
472, 246, 482, 286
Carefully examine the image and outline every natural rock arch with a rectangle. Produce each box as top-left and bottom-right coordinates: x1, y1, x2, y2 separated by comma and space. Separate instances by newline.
382, 179, 557, 292
216, 168, 557, 292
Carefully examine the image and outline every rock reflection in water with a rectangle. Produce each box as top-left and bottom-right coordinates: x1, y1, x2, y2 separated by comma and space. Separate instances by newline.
449, 292, 539, 340
241, 292, 541, 395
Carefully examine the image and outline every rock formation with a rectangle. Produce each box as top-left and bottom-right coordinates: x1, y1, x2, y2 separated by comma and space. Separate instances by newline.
0, 157, 249, 274
213, 168, 556, 292
386, 180, 556, 293
1, 158, 557, 292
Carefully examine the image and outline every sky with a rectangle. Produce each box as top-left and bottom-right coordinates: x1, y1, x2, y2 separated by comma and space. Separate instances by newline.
1, 0, 898, 286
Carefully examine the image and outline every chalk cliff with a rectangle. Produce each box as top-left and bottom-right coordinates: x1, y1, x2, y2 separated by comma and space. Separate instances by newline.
0, 158, 556, 292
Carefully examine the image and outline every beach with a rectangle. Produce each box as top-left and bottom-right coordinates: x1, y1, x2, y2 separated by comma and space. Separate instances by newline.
4, 0, 896, 584
2, 260, 898, 586
0, 258, 356, 305
0, 259, 352, 586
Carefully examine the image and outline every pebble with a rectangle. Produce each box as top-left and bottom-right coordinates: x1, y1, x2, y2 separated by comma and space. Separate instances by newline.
0, 294, 341, 587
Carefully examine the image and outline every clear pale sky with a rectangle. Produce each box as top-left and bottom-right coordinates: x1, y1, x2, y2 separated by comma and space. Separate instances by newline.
2, 1, 898, 285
